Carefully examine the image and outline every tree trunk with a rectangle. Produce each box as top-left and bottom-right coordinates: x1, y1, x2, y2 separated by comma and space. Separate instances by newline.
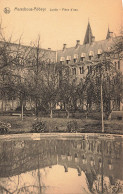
1, 98, 4, 112
86, 104, 89, 119
107, 100, 113, 120
100, 74, 104, 132
35, 97, 39, 119
66, 109, 70, 119
50, 108, 53, 118
50, 102, 53, 118
12, 97, 14, 110
21, 100, 24, 121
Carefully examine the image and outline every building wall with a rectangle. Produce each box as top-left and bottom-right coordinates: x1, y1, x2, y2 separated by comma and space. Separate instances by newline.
0, 41, 56, 111
0, 24, 122, 112
57, 30, 123, 111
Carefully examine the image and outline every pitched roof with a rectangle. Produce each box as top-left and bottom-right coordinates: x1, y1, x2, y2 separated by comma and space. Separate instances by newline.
57, 37, 116, 64
83, 22, 93, 45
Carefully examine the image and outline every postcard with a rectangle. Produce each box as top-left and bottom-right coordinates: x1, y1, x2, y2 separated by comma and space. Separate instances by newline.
0, 0, 123, 193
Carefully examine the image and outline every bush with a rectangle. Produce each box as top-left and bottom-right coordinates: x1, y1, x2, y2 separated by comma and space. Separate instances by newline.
0, 121, 11, 134
67, 120, 78, 133
32, 121, 46, 133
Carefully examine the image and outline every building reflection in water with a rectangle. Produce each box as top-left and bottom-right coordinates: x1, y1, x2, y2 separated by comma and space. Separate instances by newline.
0, 136, 122, 193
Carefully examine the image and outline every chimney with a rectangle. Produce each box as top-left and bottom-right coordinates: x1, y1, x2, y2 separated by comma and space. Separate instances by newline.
63, 44, 67, 51
76, 40, 80, 48
91, 36, 95, 43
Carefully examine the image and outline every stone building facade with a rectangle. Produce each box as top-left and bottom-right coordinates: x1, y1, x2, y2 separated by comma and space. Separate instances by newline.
57, 22, 123, 111
0, 22, 122, 112
0, 41, 56, 111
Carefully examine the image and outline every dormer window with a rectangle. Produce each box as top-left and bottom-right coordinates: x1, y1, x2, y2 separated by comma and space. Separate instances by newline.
89, 51, 94, 60
74, 58, 77, 63
97, 49, 102, 58
60, 57, 65, 64
66, 56, 71, 64
89, 56, 92, 60
73, 54, 78, 63
81, 53, 86, 61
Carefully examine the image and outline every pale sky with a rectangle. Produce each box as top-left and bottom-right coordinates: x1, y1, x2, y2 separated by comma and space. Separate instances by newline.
0, 0, 122, 50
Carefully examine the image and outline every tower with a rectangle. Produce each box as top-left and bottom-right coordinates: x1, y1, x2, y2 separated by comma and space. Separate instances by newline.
83, 21, 95, 44
106, 27, 113, 39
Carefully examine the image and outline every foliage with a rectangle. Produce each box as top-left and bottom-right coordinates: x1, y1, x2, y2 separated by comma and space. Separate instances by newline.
32, 121, 46, 133
0, 121, 11, 134
67, 120, 78, 132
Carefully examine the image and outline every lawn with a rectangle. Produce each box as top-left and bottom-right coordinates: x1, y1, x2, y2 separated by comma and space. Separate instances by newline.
0, 116, 123, 134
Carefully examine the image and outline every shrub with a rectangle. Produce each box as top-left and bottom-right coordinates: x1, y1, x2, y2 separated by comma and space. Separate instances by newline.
67, 120, 78, 133
32, 121, 46, 133
0, 121, 11, 134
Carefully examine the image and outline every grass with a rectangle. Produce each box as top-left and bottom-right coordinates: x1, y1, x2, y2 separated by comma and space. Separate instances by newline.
0, 115, 123, 135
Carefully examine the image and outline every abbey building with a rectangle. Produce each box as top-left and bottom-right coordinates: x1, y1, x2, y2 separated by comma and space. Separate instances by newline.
56, 21, 123, 111
57, 22, 122, 83
0, 21, 122, 113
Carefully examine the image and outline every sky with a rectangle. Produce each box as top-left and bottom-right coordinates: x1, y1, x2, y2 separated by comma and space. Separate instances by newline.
0, 0, 122, 50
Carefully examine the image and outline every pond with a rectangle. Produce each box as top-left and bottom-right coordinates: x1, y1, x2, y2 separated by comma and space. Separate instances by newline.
0, 134, 123, 193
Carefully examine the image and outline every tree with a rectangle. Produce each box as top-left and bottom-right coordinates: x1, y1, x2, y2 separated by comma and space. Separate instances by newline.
58, 64, 78, 118
84, 45, 123, 121
26, 36, 58, 118
0, 23, 36, 119
40, 63, 60, 118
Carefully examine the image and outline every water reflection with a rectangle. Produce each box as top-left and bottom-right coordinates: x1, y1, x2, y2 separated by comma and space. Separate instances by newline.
0, 136, 123, 193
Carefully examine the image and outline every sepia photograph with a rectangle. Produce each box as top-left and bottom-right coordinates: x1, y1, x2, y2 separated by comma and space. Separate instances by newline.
0, 0, 123, 193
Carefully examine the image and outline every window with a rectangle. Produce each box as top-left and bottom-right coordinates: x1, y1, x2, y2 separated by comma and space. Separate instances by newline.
114, 61, 117, 69
60, 57, 65, 64
87, 66, 92, 74
60, 61, 64, 65
66, 56, 71, 64
72, 68, 76, 75
89, 56, 92, 60
81, 57, 84, 61
89, 51, 94, 60
118, 61, 120, 70
87, 66, 90, 74
90, 66, 92, 74
97, 49, 102, 58
74, 58, 77, 63
81, 53, 86, 61
80, 67, 84, 74
97, 53, 101, 59
73, 54, 78, 63
66, 60, 70, 64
